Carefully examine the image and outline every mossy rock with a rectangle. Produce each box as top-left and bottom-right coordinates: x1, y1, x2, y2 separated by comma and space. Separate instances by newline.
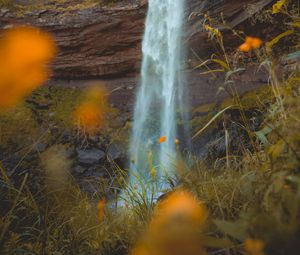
220, 86, 274, 111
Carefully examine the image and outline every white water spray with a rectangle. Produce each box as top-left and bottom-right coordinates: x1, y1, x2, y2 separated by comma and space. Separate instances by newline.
129, 0, 188, 193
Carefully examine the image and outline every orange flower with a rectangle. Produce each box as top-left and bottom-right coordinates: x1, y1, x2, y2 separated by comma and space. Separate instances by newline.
131, 243, 150, 255
74, 86, 107, 134
245, 239, 265, 255
74, 102, 104, 134
133, 190, 207, 255
158, 136, 167, 144
152, 190, 207, 228
239, 42, 251, 52
246, 37, 263, 49
0, 26, 56, 109
97, 199, 106, 220
239, 36, 263, 52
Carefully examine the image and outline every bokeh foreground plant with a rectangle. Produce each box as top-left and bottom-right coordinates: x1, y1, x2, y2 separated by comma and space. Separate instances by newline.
0, 26, 56, 109
74, 85, 108, 135
131, 190, 208, 255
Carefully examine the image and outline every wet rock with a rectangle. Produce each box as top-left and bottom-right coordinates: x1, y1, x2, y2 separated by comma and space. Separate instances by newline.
85, 165, 106, 178
73, 165, 87, 174
107, 143, 122, 161
60, 131, 73, 144
76, 148, 105, 165
193, 108, 264, 161
107, 143, 127, 168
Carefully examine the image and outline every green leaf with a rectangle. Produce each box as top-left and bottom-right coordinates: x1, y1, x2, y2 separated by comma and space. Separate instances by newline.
254, 125, 273, 146
272, 0, 287, 14
286, 50, 300, 60
212, 58, 230, 70
266, 30, 294, 53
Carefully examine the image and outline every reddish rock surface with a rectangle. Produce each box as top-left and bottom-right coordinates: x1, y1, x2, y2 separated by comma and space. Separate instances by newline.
0, 0, 274, 108
0, 2, 146, 78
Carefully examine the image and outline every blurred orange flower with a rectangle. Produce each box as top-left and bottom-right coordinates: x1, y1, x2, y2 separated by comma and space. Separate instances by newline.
239, 43, 251, 52
151, 190, 207, 229
97, 198, 106, 220
74, 86, 107, 134
0, 26, 56, 109
245, 239, 265, 255
246, 37, 263, 49
133, 190, 207, 255
239, 36, 263, 52
131, 243, 150, 255
158, 136, 167, 144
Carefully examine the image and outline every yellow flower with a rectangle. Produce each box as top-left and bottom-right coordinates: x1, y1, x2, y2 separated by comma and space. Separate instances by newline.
272, 0, 287, 14
204, 24, 221, 37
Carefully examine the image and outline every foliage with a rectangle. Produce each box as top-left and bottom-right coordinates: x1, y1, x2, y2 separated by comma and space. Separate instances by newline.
0, 26, 56, 110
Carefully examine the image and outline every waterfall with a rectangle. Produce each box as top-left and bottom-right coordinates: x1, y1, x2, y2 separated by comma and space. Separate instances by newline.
129, 0, 187, 196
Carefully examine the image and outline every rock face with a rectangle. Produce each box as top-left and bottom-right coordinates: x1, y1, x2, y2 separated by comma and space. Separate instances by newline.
186, 0, 273, 59
0, 2, 146, 79
0, 0, 274, 107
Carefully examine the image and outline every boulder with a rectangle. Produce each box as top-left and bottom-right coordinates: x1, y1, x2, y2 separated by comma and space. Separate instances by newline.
76, 148, 105, 165
107, 143, 122, 161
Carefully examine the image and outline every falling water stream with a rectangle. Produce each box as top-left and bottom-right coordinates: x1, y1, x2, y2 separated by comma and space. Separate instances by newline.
129, 0, 188, 196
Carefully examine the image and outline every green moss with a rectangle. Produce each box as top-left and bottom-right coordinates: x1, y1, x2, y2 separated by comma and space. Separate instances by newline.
29, 86, 84, 130
0, 103, 39, 149
193, 102, 216, 114
29, 86, 130, 143
220, 86, 274, 110
0, 86, 84, 150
